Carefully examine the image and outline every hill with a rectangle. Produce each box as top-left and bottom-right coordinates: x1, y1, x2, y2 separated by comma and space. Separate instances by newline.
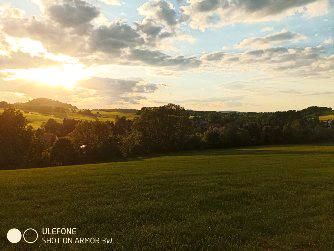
1, 145, 333, 249
0, 98, 138, 128
14, 98, 78, 113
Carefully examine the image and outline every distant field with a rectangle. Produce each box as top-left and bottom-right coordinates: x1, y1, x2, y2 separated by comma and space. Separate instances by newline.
320, 114, 334, 121
0, 108, 137, 128
1, 145, 334, 249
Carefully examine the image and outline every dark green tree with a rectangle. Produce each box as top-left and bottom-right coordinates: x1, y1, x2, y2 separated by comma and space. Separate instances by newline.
0, 108, 33, 168
50, 138, 77, 165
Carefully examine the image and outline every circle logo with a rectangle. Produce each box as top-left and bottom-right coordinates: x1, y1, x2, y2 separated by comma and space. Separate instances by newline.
7, 228, 22, 243
23, 228, 38, 244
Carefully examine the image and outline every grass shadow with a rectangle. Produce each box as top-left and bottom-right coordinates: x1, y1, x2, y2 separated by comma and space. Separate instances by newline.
1, 144, 333, 171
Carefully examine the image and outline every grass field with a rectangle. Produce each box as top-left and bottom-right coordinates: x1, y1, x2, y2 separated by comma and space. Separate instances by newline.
0, 108, 137, 129
320, 114, 334, 121
1, 145, 334, 249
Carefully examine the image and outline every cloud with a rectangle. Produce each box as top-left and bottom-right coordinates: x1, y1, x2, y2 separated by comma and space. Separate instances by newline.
261, 26, 273, 32
0, 0, 333, 83
323, 38, 334, 45
0, 51, 60, 69
135, 18, 195, 52
136, 0, 191, 49
304, 91, 334, 96
1, 11, 88, 56
79, 77, 157, 93
182, 0, 330, 30
99, 0, 121, 6
78, 77, 158, 104
129, 48, 201, 69
47, 0, 100, 33
0, 34, 65, 69
0, 6, 197, 70
236, 30, 306, 49
202, 51, 225, 61
136, 19, 174, 45
89, 22, 144, 55
201, 45, 334, 78
138, 0, 179, 27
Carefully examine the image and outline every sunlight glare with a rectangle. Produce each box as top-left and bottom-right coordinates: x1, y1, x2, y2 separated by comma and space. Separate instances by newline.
6, 36, 46, 56
4, 64, 89, 89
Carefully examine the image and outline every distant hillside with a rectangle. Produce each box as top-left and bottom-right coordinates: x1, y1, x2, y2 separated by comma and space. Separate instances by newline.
96, 108, 138, 114
14, 98, 78, 114
15, 98, 77, 110
0, 101, 11, 109
0, 98, 139, 128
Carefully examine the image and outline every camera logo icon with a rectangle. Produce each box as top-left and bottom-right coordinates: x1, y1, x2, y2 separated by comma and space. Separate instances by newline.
7, 228, 38, 244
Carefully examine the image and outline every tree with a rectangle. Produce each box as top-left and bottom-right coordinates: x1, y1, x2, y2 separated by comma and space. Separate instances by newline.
120, 130, 144, 156
0, 101, 11, 109
26, 129, 51, 167
50, 138, 77, 165
61, 118, 78, 136
43, 119, 62, 136
113, 116, 132, 136
203, 127, 224, 148
0, 108, 33, 168
131, 104, 193, 153
71, 121, 120, 161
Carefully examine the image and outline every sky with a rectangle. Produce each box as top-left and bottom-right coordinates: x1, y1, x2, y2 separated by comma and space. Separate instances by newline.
0, 0, 333, 111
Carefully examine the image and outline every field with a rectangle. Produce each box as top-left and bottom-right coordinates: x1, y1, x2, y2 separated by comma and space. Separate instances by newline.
1, 145, 334, 249
0, 108, 137, 129
320, 114, 334, 121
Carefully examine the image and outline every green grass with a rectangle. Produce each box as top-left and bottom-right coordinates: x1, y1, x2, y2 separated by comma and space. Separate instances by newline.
1, 145, 334, 249
92, 110, 138, 121
320, 114, 334, 121
24, 111, 64, 129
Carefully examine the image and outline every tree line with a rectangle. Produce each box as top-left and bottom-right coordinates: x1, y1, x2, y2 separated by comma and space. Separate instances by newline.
0, 104, 333, 169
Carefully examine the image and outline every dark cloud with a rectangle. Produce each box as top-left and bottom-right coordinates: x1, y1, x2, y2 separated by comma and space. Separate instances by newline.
196, 0, 220, 12
129, 48, 201, 68
139, 0, 179, 27
201, 45, 333, 77
202, 51, 225, 61
89, 23, 144, 54
48, 0, 99, 30
135, 19, 174, 44
237, 30, 306, 48
237, 0, 316, 16
136, 0, 182, 45
182, 0, 327, 29
193, 0, 316, 14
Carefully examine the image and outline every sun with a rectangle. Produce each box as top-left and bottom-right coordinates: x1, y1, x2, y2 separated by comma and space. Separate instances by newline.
4, 64, 89, 89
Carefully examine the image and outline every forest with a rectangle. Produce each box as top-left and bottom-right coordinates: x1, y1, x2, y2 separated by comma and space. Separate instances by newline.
0, 103, 333, 169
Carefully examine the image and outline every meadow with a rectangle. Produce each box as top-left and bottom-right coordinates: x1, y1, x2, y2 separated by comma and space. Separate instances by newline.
0, 145, 333, 249
0, 108, 137, 129
320, 114, 334, 121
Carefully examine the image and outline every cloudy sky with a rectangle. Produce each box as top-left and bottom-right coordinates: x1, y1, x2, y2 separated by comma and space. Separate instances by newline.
0, 0, 333, 111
